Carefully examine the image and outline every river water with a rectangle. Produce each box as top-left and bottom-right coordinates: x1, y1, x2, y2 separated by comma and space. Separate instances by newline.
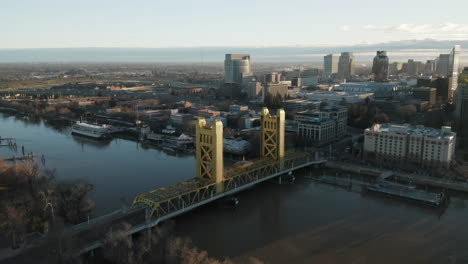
1, 112, 468, 263
0, 113, 195, 214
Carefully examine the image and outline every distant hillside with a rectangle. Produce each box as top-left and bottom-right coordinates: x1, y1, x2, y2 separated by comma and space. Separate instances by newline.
0, 39, 466, 63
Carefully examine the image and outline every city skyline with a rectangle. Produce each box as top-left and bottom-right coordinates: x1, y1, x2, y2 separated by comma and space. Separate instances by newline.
2, 1, 468, 263
1, 0, 468, 49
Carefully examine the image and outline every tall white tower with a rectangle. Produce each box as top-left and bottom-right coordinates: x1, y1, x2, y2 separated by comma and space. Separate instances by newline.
224, 54, 252, 84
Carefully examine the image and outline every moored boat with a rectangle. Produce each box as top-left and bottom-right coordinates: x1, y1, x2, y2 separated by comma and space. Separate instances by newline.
72, 122, 111, 139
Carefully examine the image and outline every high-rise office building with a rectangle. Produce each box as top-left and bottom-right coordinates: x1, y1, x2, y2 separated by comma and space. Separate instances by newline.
436, 54, 450, 77
406, 59, 422, 77
323, 54, 339, 78
416, 76, 453, 103
456, 68, 468, 138
337, 52, 355, 79
389, 62, 402, 76
448, 45, 461, 91
224, 54, 252, 85
371, 51, 389, 82
424, 60, 436, 75
265, 72, 281, 83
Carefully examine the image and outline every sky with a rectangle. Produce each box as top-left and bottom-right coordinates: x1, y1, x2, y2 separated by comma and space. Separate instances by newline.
1, 0, 468, 49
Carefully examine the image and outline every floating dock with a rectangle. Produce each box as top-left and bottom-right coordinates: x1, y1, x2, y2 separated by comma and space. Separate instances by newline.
314, 175, 446, 206
365, 183, 445, 206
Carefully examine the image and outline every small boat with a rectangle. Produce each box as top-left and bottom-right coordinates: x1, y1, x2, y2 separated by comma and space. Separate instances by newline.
72, 121, 111, 139
283, 172, 296, 184
218, 196, 240, 208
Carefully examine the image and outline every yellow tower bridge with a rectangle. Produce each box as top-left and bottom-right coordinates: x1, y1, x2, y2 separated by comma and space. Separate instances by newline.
68, 107, 327, 256
133, 107, 324, 218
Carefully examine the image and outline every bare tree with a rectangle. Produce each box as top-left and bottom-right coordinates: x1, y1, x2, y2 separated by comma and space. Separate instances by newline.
103, 223, 151, 264
4, 206, 27, 248
54, 181, 94, 225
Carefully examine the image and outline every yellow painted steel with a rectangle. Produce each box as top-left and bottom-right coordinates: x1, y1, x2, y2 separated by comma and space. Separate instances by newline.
133, 109, 307, 218
261, 108, 285, 169
195, 118, 224, 194
133, 151, 311, 218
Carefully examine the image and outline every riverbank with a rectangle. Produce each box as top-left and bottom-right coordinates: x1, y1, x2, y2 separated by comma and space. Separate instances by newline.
0, 112, 197, 215
3, 112, 468, 263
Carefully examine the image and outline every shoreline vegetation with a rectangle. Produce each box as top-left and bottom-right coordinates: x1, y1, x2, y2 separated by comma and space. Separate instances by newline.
0, 160, 264, 264
0, 160, 94, 250
93, 221, 264, 264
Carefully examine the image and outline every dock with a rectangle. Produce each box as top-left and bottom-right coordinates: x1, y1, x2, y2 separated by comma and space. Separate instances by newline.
2, 154, 35, 163
326, 161, 468, 193
314, 175, 446, 206
365, 182, 445, 206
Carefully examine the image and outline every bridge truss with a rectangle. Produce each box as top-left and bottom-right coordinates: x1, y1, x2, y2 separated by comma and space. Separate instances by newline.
133, 150, 312, 218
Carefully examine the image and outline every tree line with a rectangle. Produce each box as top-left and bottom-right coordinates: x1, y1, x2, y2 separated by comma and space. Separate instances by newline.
0, 160, 93, 251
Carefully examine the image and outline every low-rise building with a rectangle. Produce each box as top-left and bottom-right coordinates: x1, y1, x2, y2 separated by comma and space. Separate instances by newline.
299, 91, 373, 104
224, 138, 251, 155
282, 99, 321, 112
247, 81, 262, 99
364, 124, 456, 168
243, 116, 260, 129
369, 99, 401, 114
264, 83, 289, 98
334, 82, 410, 99
170, 113, 193, 125
229, 105, 248, 113
295, 105, 348, 146
197, 109, 221, 118
412, 87, 436, 106
297, 116, 336, 146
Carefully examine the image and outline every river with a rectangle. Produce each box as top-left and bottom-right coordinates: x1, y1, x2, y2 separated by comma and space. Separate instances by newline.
1, 112, 468, 263
0, 113, 195, 214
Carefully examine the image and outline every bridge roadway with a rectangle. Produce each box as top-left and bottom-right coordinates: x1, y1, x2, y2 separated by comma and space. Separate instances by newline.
67, 153, 327, 257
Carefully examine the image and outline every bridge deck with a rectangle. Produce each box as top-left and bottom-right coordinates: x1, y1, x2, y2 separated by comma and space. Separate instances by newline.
70, 153, 327, 256
133, 151, 314, 218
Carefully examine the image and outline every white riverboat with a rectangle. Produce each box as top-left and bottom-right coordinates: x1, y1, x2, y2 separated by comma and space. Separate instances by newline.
71, 122, 111, 139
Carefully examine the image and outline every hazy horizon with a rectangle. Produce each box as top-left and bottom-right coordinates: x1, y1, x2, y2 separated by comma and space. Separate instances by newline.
1, 0, 467, 64
0, 39, 465, 64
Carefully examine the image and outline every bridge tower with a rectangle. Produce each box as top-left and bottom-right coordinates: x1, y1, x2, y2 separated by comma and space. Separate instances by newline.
261, 108, 285, 168
196, 118, 224, 194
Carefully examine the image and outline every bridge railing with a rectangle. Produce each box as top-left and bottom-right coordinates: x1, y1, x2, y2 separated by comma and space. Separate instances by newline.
133, 151, 313, 218
223, 151, 311, 192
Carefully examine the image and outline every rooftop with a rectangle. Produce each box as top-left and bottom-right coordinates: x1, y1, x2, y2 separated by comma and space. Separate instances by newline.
301, 118, 334, 125
336, 82, 403, 88
367, 123, 456, 140
413, 86, 436, 91
296, 110, 319, 117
